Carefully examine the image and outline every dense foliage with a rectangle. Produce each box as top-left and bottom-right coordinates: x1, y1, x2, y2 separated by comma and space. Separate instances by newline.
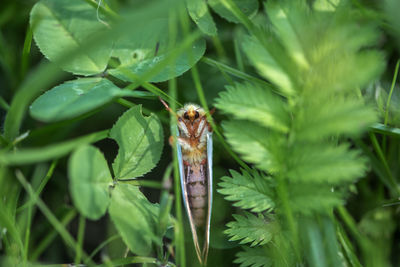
1, 0, 400, 266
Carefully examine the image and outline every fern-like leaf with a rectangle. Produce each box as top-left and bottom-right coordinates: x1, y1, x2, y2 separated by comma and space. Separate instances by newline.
234, 246, 272, 267
225, 212, 277, 246
215, 82, 289, 132
218, 169, 275, 212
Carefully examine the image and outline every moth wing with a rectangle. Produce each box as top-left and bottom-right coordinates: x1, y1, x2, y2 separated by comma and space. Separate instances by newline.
175, 128, 203, 263
202, 131, 213, 263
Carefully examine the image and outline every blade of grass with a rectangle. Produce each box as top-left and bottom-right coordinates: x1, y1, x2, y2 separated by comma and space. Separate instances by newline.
201, 57, 278, 93
233, 38, 244, 72
15, 170, 94, 265
20, 24, 33, 79
370, 123, 400, 138
85, 234, 120, 263
168, 8, 186, 267
0, 130, 108, 165
18, 160, 58, 213
369, 132, 399, 196
382, 59, 400, 153
30, 209, 77, 261
97, 256, 176, 267
75, 214, 86, 265
117, 179, 163, 189
0, 96, 9, 111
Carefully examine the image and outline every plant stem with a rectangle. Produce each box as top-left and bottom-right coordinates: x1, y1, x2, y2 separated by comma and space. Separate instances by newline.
369, 132, 399, 196
382, 59, 400, 153
75, 214, 86, 264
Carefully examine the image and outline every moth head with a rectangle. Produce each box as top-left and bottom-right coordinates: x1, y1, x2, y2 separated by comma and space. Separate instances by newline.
178, 103, 205, 123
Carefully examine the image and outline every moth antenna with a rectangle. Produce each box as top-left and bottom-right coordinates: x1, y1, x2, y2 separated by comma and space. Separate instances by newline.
209, 108, 216, 115
159, 97, 178, 117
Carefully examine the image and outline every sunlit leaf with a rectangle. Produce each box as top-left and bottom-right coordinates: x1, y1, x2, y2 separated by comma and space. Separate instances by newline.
30, 0, 112, 75
68, 145, 112, 220
215, 82, 289, 132
110, 106, 163, 179
209, 0, 259, 23
30, 77, 153, 122
186, 0, 217, 36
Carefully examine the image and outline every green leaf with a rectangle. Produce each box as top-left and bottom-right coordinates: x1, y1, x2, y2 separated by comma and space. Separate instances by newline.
225, 212, 277, 246
109, 35, 206, 83
110, 106, 163, 179
218, 169, 274, 212
109, 183, 159, 256
289, 183, 343, 215
287, 143, 367, 184
242, 35, 295, 96
0, 130, 108, 165
68, 145, 112, 220
186, 0, 217, 36
222, 120, 281, 172
30, 78, 152, 122
209, 0, 259, 23
234, 246, 272, 267
30, 0, 112, 75
215, 82, 289, 132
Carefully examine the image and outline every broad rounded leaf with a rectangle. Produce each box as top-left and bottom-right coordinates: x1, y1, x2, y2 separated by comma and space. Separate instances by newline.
208, 0, 259, 23
110, 106, 163, 179
30, 77, 151, 122
109, 38, 206, 83
187, 0, 218, 36
68, 145, 112, 220
30, 0, 112, 75
109, 183, 159, 256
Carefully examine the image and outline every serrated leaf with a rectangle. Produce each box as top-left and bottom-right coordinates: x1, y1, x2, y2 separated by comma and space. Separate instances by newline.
215, 82, 289, 132
30, 0, 112, 75
68, 145, 112, 220
225, 212, 277, 246
29, 78, 153, 122
234, 246, 272, 267
209, 0, 259, 23
109, 183, 160, 256
186, 0, 217, 36
242, 35, 295, 96
287, 143, 367, 184
218, 169, 274, 212
295, 99, 377, 141
222, 120, 281, 172
109, 37, 206, 83
289, 183, 343, 215
110, 106, 163, 179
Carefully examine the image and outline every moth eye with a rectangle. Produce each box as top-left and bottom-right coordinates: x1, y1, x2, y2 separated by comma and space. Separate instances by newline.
195, 111, 199, 119
184, 112, 189, 120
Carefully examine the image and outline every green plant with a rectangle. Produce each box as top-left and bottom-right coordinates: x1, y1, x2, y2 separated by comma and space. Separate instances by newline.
1, 0, 400, 266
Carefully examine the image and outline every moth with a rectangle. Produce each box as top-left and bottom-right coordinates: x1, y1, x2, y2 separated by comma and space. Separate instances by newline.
161, 98, 213, 265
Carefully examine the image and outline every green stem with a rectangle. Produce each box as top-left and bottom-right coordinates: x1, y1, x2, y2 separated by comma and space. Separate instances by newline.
369, 132, 399, 196
15, 170, 94, 265
31, 209, 77, 261
117, 179, 162, 189
233, 38, 245, 72
75, 214, 86, 264
20, 24, 32, 79
382, 59, 400, 153
201, 57, 274, 90
0, 96, 9, 111
86, 234, 120, 263
18, 160, 58, 213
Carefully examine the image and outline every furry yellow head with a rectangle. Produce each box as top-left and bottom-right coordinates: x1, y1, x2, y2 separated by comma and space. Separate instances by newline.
177, 103, 205, 122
